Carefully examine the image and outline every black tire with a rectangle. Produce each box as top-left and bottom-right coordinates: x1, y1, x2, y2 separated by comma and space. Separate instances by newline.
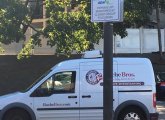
3, 108, 31, 120
118, 107, 146, 120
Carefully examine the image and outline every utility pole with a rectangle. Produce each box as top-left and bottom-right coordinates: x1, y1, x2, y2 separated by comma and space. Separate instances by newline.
103, 22, 113, 120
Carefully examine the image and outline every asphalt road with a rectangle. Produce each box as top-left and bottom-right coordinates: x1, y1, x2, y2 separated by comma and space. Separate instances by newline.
157, 101, 165, 120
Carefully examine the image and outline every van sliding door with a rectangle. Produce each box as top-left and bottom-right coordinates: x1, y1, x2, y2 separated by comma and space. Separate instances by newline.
79, 61, 118, 120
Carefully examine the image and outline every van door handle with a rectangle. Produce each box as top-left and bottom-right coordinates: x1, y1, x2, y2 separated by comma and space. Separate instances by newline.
82, 95, 91, 98
68, 96, 77, 98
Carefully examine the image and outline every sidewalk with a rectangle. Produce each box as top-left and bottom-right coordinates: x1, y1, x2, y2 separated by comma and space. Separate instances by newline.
157, 101, 165, 120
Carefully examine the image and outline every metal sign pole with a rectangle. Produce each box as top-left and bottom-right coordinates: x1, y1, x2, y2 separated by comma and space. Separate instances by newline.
91, 0, 123, 119
103, 22, 113, 120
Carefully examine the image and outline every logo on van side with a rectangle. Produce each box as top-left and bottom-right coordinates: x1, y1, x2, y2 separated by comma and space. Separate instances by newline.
86, 70, 103, 85
86, 70, 136, 85
113, 72, 135, 80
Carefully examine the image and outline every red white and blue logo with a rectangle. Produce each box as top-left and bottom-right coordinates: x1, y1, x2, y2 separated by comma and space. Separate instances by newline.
86, 70, 103, 85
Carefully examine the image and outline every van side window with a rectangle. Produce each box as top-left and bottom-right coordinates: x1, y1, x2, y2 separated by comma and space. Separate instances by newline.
31, 71, 76, 97
54, 71, 76, 93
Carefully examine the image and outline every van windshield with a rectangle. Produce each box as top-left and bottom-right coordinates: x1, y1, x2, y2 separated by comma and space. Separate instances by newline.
22, 70, 52, 92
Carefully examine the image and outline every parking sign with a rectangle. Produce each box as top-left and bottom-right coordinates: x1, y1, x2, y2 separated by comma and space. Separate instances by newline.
91, 0, 124, 22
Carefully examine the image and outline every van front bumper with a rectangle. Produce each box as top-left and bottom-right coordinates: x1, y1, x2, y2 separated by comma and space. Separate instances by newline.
150, 113, 159, 120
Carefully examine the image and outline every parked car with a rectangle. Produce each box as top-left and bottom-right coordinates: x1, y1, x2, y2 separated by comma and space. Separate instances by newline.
155, 72, 165, 100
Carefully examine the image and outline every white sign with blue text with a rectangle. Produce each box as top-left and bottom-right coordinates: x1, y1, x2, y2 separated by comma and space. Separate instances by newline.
91, 0, 124, 22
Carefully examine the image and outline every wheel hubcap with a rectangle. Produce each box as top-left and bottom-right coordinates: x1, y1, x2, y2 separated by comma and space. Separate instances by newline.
124, 112, 140, 120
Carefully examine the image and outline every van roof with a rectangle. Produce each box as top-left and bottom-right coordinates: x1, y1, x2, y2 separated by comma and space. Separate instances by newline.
51, 57, 151, 70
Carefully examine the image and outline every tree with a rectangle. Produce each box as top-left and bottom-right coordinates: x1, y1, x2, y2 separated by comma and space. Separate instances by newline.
42, 0, 151, 56
43, 0, 102, 55
114, 0, 151, 37
0, 0, 155, 58
148, 0, 165, 58
0, 0, 28, 44
0, 0, 43, 56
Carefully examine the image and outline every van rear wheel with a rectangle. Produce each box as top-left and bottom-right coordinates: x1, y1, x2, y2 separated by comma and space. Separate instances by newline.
118, 107, 146, 120
3, 108, 30, 120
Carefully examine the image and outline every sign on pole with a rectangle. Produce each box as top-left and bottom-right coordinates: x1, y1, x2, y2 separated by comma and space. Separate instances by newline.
91, 0, 124, 22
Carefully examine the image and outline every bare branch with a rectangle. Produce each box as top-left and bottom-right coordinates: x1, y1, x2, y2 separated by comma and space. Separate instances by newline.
21, 22, 43, 34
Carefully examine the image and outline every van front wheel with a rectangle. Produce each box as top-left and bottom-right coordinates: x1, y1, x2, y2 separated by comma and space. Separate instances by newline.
3, 108, 30, 120
118, 107, 146, 120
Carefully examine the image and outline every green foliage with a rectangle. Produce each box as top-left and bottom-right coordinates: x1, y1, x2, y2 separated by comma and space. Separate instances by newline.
44, 0, 151, 53
44, 0, 102, 55
17, 33, 42, 59
0, 43, 4, 53
17, 38, 34, 59
0, 0, 29, 44
124, 0, 150, 27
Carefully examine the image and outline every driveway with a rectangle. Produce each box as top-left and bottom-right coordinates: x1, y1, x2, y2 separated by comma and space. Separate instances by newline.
157, 101, 165, 120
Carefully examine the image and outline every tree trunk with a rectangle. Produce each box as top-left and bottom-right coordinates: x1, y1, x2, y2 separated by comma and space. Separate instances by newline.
156, 0, 163, 58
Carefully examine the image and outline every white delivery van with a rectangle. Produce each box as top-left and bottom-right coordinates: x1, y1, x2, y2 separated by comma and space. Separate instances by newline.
0, 51, 158, 120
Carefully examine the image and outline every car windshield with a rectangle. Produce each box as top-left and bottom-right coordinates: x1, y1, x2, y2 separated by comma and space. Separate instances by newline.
21, 70, 52, 92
